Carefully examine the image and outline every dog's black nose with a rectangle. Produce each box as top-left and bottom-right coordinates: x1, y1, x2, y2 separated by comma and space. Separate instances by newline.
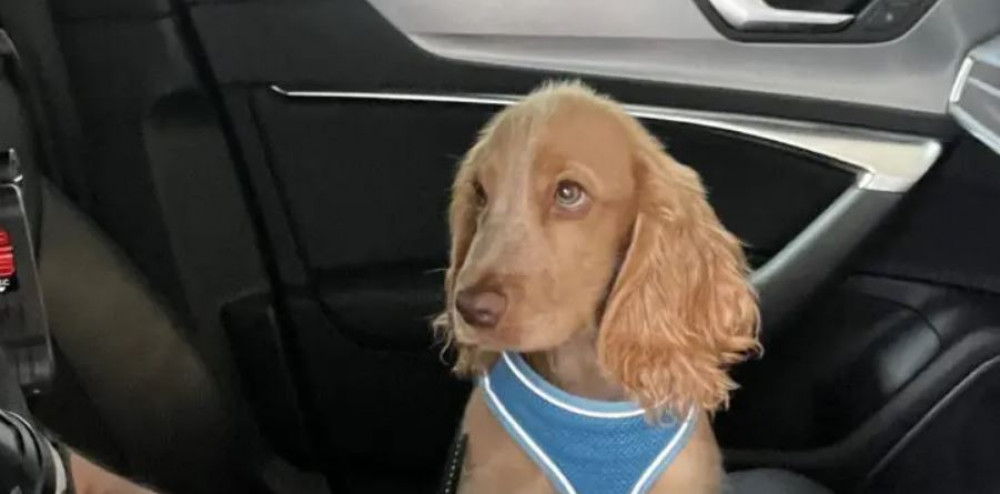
455, 288, 507, 329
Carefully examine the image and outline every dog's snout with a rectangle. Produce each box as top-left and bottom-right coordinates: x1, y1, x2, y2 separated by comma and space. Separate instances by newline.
456, 287, 507, 329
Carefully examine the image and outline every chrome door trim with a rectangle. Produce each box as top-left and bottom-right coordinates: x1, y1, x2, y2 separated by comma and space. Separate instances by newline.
365, 0, 1000, 115
950, 35, 1000, 157
266, 86, 943, 336
270, 86, 941, 193
707, 0, 853, 31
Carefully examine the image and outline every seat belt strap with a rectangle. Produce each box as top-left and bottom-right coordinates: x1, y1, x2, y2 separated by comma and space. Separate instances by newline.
0, 148, 53, 395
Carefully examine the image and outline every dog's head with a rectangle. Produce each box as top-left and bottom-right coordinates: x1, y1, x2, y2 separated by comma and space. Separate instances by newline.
436, 81, 759, 412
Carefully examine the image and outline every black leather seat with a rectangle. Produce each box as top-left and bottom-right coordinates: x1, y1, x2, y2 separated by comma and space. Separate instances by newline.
728, 469, 832, 493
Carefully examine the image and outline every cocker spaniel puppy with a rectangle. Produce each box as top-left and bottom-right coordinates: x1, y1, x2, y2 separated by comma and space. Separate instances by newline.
436, 81, 760, 494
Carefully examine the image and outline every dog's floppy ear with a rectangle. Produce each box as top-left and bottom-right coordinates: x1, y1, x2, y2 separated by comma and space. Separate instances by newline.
434, 139, 497, 376
597, 133, 760, 414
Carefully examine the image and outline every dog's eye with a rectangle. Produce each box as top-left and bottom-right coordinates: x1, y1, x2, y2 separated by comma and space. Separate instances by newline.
473, 181, 488, 208
554, 180, 587, 209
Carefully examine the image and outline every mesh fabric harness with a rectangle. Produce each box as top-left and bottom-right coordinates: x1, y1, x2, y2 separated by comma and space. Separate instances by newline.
481, 352, 696, 494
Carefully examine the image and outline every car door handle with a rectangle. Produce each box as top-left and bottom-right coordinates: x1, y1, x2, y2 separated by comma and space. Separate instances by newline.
707, 0, 855, 31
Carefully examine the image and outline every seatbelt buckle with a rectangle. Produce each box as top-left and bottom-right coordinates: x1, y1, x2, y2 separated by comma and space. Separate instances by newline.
0, 148, 53, 395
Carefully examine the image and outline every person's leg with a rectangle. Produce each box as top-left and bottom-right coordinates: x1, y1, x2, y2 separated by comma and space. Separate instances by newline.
69, 453, 158, 494
37, 180, 241, 493
0, 347, 157, 494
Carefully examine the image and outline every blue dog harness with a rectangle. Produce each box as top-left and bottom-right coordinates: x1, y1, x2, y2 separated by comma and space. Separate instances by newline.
481, 352, 696, 494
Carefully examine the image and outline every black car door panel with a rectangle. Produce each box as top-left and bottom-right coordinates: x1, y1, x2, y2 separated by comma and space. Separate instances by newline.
179, 0, 961, 490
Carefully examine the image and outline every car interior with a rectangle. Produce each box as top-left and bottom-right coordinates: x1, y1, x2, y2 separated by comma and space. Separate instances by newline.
0, 0, 998, 492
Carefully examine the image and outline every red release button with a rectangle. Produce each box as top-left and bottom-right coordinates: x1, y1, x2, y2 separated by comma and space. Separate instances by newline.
0, 229, 14, 278
0, 254, 13, 278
